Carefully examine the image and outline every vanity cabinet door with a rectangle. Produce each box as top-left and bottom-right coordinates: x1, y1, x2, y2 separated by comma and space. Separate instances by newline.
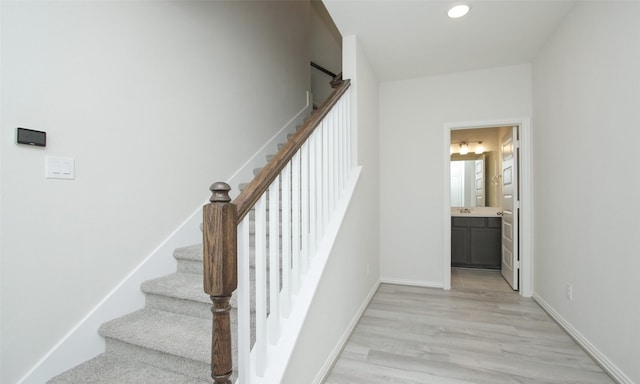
470, 227, 501, 268
451, 227, 469, 264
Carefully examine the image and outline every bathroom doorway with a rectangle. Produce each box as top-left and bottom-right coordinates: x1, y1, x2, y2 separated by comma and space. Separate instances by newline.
444, 118, 533, 297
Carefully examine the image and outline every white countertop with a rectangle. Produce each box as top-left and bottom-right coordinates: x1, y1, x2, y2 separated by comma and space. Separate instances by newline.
451, 207, 502, 217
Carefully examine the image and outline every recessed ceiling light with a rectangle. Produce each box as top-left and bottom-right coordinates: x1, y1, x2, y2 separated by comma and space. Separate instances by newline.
448, 4, 470, 18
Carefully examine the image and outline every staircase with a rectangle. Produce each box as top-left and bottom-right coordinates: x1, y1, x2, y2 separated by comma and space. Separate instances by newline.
48, 80, 352, 384
47, 246, 215, 383
48, 141, 287, 384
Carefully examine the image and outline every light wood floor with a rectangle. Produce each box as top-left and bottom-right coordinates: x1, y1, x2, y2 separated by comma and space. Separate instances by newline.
324, 268, 613, 384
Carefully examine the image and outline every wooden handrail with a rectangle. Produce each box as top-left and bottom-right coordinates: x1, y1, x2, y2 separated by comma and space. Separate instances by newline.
234, 79, 350, 221
310, 61, 337, 78
311, 61, 344, 89
202, 79, 350, 383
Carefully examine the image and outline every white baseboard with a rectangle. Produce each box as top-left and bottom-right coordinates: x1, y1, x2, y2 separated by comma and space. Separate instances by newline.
312, 279, 381, 384
532, 293, 634, 384
19, 94, 313, 384
380, 277, 444, 289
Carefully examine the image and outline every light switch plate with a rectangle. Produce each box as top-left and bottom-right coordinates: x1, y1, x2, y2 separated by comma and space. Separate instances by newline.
46, 156, 75, 180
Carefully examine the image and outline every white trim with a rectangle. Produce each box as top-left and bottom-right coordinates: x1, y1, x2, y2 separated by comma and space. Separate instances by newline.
518, 119, 533, 297
312, 279, 380, 384
443, 118, 533, 298
380, 278, 444, 289
533, 294, 633, 384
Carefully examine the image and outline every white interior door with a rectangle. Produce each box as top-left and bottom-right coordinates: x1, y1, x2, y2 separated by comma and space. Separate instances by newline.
501, 127, 519, 290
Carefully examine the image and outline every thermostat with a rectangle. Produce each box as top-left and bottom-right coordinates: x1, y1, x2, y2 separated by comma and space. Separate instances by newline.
17, 128, 46, 147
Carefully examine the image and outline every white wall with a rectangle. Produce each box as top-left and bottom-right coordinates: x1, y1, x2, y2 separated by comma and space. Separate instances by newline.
310, 0, 342, 105
0, 2, 310, 383
532, 2, 640, 382
379, 64, 532, 286
282, 35, 380, 384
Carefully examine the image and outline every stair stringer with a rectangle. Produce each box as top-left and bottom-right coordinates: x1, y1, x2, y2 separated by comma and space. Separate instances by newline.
19, 93, 313, 384
242, 166, 362, 384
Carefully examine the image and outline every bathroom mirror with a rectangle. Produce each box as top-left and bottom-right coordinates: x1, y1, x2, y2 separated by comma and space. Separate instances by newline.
451, 152, 500, 207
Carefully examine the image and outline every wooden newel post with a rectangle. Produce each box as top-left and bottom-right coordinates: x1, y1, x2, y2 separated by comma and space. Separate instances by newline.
203, 182, 237, 384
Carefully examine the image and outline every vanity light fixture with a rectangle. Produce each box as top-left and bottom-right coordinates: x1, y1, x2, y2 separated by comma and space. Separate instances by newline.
448, 4, 470, 19
459, 142, 469, 155
452, 140, 484, 155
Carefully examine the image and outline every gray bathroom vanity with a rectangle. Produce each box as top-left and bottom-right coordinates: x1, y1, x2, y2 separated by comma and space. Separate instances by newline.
451, 210, 502, 269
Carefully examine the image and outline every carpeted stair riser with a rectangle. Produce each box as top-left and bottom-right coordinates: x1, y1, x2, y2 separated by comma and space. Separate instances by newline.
173, 244, 204, 275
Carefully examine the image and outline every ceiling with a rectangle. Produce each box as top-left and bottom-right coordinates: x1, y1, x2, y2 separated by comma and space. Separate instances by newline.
323, 0, 577, 81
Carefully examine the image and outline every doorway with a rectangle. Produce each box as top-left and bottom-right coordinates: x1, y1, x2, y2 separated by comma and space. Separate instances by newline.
443, 118, 533, 297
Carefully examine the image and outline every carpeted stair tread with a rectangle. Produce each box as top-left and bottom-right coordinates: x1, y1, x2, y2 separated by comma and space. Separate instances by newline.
99, 308, 210, 363
47, 354, 210, 384
141, 273, 209, 304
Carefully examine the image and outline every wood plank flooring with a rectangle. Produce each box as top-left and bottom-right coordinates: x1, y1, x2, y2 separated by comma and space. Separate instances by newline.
324, 268, 613, 384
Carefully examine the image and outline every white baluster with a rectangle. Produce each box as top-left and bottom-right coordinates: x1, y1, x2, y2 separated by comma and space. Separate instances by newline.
237, 218, 251, 384
336, 101, 343, 195
281, 163, 292, 316
340, 97, 347, 190
335, 107, 340, 204
291, 151, 301, 294
268, 178, 280, 344
309, 132, 317, 259
254, 194, 267, 376
315, 125, 324, 241
347, 89, 352, 170
328, 110, 335, 216
300, 142, 310, 273
322, 120, 329, 231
